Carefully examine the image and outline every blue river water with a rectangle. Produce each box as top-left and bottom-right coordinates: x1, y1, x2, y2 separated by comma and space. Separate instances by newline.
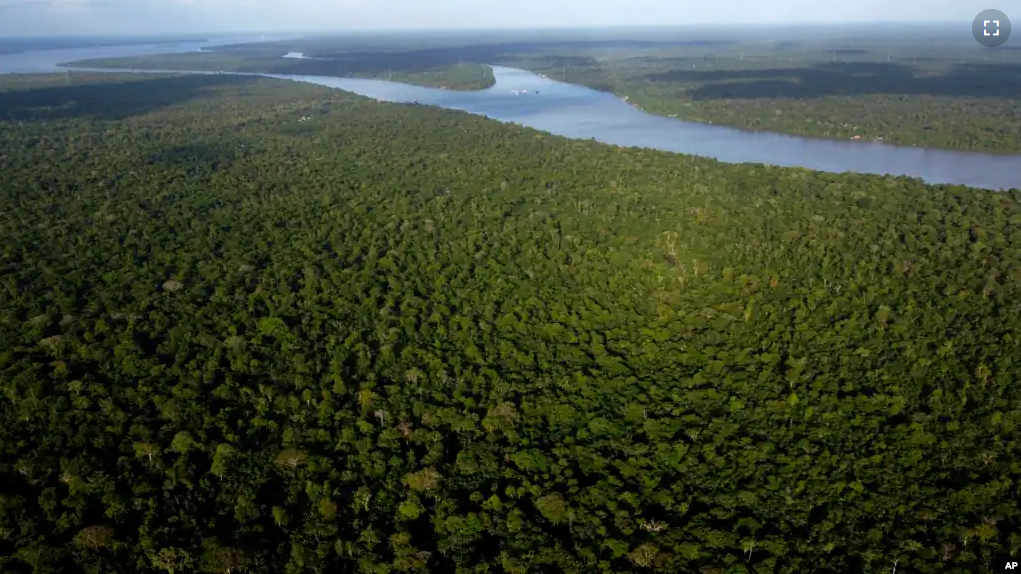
2, 39, 1021, 191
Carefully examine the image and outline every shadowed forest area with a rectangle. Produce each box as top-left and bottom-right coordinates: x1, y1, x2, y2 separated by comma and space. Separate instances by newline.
645, 62, 1021, 100
0, 73, 249, 122
2, 69, 1021, 574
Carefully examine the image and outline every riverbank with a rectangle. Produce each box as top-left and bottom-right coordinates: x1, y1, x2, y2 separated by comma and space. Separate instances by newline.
615, 89, 1021, 155
496, 48, 1021, 154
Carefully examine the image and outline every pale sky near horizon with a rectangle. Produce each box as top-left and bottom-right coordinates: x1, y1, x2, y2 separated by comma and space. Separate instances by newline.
0, 0, 1010, 36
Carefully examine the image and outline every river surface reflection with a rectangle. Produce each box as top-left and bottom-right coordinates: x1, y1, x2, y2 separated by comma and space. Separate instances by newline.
273, 68, 1021, 191
2, 41, 1021, 190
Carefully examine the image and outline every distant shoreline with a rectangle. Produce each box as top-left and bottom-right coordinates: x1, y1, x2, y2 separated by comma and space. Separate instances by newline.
0, 36, 210, 56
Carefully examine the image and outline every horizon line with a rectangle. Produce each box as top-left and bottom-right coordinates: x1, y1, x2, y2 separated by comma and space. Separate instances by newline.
0, 20, 980, 39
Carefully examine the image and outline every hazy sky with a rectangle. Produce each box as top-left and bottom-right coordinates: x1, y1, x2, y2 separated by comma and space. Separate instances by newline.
0, 0, 1008, 36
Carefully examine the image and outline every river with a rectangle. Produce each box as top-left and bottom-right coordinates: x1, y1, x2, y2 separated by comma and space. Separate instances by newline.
2, 39, 1020, 191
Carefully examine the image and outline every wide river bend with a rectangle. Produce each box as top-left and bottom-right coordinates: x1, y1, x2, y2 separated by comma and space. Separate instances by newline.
2, 39, 1021, 191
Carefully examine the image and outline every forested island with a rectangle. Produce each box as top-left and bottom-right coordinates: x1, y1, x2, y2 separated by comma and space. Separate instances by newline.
66, 52, 496, 91
2, 70, 1021, 574
352, 64, 493, 91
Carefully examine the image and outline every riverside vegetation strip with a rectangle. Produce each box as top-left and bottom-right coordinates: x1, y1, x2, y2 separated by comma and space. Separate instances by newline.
516, 52, 1021, 154
68, 50, 497, 91
2, 72, 1021, 573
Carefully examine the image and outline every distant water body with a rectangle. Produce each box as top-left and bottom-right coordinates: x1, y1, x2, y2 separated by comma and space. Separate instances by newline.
2, 39, 1020, 191
0, 37, 265, 74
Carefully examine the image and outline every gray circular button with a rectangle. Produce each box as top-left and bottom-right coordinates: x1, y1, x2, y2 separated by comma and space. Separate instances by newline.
973, 10, 1011, 47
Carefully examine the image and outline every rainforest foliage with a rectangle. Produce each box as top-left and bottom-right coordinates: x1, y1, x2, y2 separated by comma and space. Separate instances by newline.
2, 72, 1021, 574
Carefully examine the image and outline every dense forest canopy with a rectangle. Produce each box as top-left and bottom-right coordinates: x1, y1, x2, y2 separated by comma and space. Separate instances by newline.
2, 71, 1021, 574
67, 29, 1021, 152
